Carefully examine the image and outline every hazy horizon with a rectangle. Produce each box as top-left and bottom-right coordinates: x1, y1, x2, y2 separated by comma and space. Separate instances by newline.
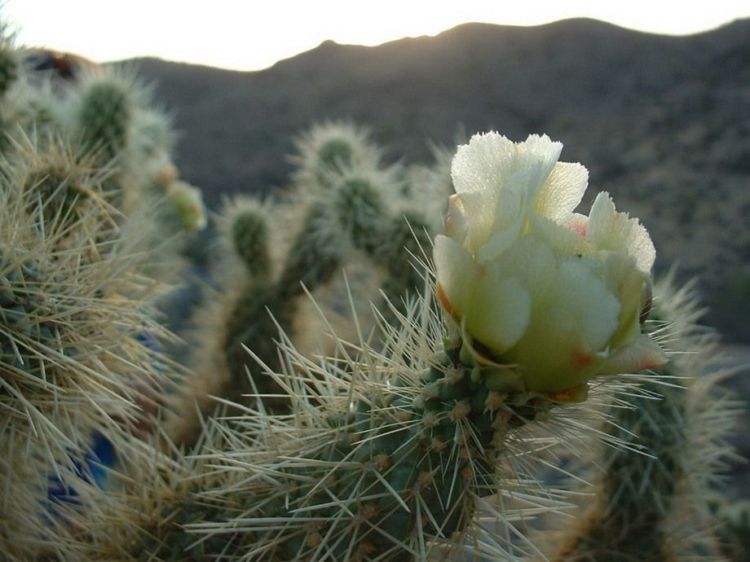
5, 1, 749, 71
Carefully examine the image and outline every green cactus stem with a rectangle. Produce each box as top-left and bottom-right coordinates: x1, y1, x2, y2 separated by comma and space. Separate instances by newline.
78, 78, 132, 163
231, 206, 271, 277
222, 201, 344, 413
180, 290, 611, 562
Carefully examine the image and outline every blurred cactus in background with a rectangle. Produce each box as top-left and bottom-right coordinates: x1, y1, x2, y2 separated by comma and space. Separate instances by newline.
0, 18, 745, 562
166, 121, 442, 444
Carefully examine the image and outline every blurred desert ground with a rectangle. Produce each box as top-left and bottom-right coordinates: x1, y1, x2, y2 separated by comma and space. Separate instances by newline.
128, 17, 750, 494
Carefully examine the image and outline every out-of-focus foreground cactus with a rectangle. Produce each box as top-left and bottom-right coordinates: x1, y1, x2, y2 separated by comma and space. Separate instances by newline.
0, 25, 205, 560
0, 21, 744, 562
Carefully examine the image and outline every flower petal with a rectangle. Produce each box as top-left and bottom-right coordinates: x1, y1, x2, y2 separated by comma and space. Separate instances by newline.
532, 215, 589, 258
556, 258, 621, 351
444, 194, 468, 242
513, 134, 563, 202
458, 191, 498, 256
534, 162, 588, 222
465, 274, 531, 354
598, 334, 668, 375
451, 132, 515, 195
433, 234, 479, 318
588, 192, 656, 273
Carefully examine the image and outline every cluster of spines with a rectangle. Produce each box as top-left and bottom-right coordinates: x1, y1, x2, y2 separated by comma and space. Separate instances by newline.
0, 46, 205, 247
551, 276, 741, 562
0, 29, 203, 561
77, 72, 134, 163
0, 134, 173, 561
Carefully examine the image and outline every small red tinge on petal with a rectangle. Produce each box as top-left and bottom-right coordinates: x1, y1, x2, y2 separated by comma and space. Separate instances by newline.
570, 351, 594, 370
437, 283, 457, 319
569, 222, 587, 237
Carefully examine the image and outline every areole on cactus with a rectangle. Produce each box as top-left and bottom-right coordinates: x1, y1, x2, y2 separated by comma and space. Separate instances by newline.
434, 132, 666, 396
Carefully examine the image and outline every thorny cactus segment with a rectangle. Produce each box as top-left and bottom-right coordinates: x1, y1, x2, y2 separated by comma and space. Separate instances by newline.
292, 121, 382, 188
0, 169, 179, 559
230, 203, 271, 277
713, 500, 750, 561
318, 136, 354, 172
163, 181, 207, 234
0, 244, 63, 377
0, 36, 19, 98
435, 132, 665, 395
77, 72, 134, 162
221, 200, 344, 411
7, 135, 115, 229
186, 292, 576, 561
277, 201, 343, 297
0, 29, 208, 560
333, 176, 386, 255
214, 135, 430, 416
377, 211, 433, 308
0, 179, 167, 443
555, 377, 687, 561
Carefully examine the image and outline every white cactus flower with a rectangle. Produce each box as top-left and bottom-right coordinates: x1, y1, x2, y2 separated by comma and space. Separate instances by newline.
434, 132, 665, 394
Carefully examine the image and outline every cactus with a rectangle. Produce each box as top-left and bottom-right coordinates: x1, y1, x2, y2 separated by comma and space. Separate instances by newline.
0, 140, 177, 559
0, 32, 203, 560
76, 71, 136, 163
551, 276, 741, 562
713, 499, 750, 560
0, 24, 18, 99
229, 201, 272, 276
167, 124, 438, 444
291, 120, 383, 188
0, 18, 745, 560
145, 131, 673, 562
164, 274, 666, 561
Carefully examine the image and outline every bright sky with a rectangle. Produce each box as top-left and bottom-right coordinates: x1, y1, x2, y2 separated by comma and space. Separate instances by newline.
5, 1, 749, 71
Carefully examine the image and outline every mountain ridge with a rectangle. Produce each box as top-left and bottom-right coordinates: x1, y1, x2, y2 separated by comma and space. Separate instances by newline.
126, 16, 750, 340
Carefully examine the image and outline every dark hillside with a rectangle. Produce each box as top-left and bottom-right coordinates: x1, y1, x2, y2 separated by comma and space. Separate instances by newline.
131, 17, 750, 340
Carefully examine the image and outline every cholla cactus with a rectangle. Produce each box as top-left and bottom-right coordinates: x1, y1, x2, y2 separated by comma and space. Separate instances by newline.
144, 131, 668, 561
0, 29, 203, 560
0, 37, 205, 246
167, 123, 437, 444
0, 24, 18, 98
74, 68, 140, 164
550, 276, 741, 561
0, 25, 742, 559
291, 120, 383, 187
0, 138, 178, 560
